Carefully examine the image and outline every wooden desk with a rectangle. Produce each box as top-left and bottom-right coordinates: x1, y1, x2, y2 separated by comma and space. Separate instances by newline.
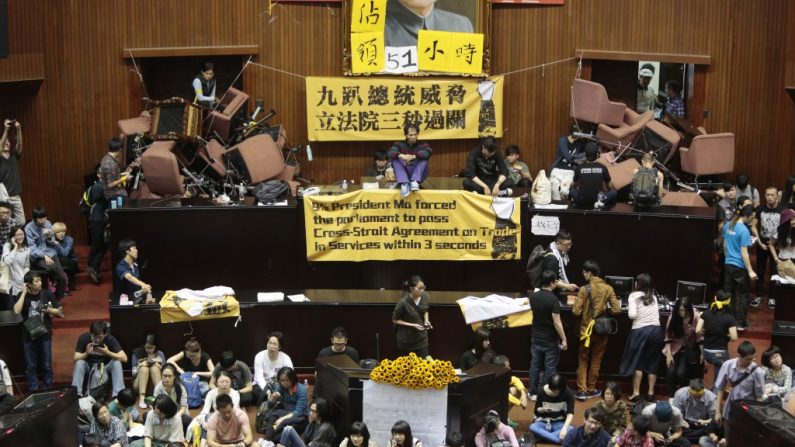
0, 311, 24, 379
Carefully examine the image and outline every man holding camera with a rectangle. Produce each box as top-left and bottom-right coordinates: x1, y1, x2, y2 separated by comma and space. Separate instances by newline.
0, 119, 24, 225
24, 206, 67, 300
72, 320, 128, 398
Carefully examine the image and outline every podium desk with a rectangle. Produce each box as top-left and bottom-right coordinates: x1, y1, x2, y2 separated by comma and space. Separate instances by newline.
773, 281, 795, 321
315, 357, 509, 447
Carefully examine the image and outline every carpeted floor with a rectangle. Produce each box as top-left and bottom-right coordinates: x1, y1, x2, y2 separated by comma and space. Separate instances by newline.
45, 246, 775, 446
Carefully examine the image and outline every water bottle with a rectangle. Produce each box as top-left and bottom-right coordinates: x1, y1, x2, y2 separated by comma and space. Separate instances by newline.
304, 378, 309, 389
134, 289, 144, 299
341, 179, 348, 192
238, 184, 246, 203
545, 419, 551, 431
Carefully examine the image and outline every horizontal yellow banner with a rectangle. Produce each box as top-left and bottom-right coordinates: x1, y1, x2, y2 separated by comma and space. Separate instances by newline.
304, 189, 521, 261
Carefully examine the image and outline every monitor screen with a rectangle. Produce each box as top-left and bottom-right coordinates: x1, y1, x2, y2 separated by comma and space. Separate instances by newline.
676, 280, 707, 307
605, 276, 633, 303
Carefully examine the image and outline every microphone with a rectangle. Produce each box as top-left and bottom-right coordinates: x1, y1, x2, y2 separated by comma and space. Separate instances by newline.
375, 332, 380, 361
306, 144, 313, 162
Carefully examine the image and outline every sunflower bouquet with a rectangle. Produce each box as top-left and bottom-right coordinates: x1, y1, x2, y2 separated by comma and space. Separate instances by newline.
369, 353, 459, 390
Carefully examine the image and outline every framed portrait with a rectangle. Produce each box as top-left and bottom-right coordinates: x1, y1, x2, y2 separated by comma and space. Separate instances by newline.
344, 0, 492, 76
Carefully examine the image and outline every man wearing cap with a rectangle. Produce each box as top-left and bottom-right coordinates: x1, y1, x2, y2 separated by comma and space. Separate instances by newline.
636, 67, 656, 113
570, 143, 616, 209
671, 378, 721, 444
640, 401, 688, 446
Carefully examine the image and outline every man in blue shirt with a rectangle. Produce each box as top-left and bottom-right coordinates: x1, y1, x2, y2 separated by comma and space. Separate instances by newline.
114, 238, 153, 304
722, 205, 757, 331
24, 206, 67, 300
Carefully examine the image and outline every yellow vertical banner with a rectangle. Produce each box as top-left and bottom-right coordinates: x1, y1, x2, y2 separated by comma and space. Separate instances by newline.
351, 0, 387, 33
305, 76, 503, 141
417, 30, 484, 74
351, 32, 386, 73
304, 190, 521, 262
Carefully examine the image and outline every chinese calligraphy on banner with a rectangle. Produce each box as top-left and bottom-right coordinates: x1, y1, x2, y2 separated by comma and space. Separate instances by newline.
304, 190, 521, 262
349, 0, 485, 74
305, 76, 503, 141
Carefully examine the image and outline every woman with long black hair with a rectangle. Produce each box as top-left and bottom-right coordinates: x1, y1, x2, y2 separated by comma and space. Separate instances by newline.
618, 273, 663, 402
459, 327, 495, 370
663, 296, 703, 395
392, 275, 431, 358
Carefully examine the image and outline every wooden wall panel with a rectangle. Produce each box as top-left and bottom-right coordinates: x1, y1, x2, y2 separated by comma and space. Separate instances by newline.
1, 0, 793, 244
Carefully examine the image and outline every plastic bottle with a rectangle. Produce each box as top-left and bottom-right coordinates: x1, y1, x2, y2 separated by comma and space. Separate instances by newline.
134, 289, 144, 298
238, 184, 246, 203
304, 378, 309, 389
341, 180, 348, 192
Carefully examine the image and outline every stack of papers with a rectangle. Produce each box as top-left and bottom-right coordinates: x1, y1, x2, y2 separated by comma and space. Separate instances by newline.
257, 292, 285, 302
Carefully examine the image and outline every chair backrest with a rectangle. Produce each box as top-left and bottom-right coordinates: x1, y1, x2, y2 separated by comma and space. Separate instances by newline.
645, 120, 682, 165
201, 139, 227, 177
570, 79, 626, 127
219, 87, 249, 118
223, 134, 285, 184
682, 133, 735, 175
140, 141, 186, 196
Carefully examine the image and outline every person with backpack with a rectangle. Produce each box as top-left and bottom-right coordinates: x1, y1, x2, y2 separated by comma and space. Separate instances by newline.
630, 153, 664, 209
152, 364, 192, 429
527, 230, 578, 295
713, 341, 765, 425
82, 165, 107, 285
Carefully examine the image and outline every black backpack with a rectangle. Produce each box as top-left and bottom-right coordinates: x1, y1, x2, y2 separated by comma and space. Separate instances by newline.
631, 167, 660, 208
79, 186, 95, 215
525, 244, 554, 289
253, 180, 290, 204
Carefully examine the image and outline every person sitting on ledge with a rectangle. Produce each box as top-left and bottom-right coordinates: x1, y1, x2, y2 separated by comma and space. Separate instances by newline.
551, 123, 587, 172
387, 124, 432, 198
463, 136, 513, 197
569, 143, 616, 210
364, 150, 394, 181
317, 326, 360, 364
114, 238, 154, 304
505, 145, 533, 188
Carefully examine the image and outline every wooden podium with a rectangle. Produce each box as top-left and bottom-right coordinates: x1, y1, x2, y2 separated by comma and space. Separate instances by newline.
314, 356, 509, 446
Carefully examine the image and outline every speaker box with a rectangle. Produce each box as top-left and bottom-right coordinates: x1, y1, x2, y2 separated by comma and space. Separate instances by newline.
728, 400, 795, 445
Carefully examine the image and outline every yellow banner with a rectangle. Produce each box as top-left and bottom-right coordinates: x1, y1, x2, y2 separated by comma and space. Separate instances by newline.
417, 30, 484, 74
304, 190, 521, 261
306, 76, 503, 141
351, 0, 387, 33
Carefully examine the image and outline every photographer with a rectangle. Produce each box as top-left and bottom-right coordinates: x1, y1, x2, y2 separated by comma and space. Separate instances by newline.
72, 320, 128, 398
0, 119, 25, 225
24, 206, 67, 300
12, 271, 63, 391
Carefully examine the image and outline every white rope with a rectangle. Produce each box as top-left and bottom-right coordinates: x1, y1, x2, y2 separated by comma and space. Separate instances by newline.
247, 61, 307, 79
500, 55, 577, 77
127, 49, 150, 99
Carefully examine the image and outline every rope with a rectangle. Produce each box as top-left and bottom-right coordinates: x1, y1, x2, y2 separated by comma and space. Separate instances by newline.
500, 55, 578, 77
247, 61, 307, 79
127, 49, 151, 100
202, 55, 254, 134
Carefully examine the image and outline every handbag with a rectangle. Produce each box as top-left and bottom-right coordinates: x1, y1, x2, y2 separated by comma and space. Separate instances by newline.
23, 314, 49, 340
0, 261, 10, 295
587, 285, 616, 335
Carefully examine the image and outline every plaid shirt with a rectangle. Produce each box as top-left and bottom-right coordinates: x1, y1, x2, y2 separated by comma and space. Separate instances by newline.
0, 221, 11, 247
665, 95, 686, 118
89, 415, 129, 447
616, 428, 654, 447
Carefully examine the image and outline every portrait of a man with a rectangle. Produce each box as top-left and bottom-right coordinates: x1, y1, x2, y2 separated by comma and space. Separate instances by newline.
385, 0, 475, 47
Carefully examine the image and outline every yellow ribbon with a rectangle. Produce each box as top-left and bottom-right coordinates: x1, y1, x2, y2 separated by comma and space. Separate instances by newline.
580, 320, 595, 348
689, 388, 705, 397
710, 298, 731, 310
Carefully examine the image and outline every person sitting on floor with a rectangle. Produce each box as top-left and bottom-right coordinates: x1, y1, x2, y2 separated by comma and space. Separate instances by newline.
206, 392, 254, 447
72, 320, 127, 398
253, 331, 293, 404
505, 145, 533, 188
475, 410, 519, 447
493, 355, 528, 415
463, 136, 513, 197
130, 394, 185, 447
131, 333, 165, 408
260, 366, 309, 441
88, 401, 129, 447
167, 337, 215, 396
614, 414, 654, 447
278, 396, 336, 447
630, 153, 664, 208
317, 327, 360, 364
761, 345, 792, 402
670, 378, 720, 445
187, 370, 241, 444
640, 400, 688, 447
107, 388, 139, 429
551, 124, 587, 172
561, 405, 610, 447
570, 143, 616, 210
153, 364, 192, 429
387, 124, 432, 198
530, 373, 575, 444
210, 351, 254, 407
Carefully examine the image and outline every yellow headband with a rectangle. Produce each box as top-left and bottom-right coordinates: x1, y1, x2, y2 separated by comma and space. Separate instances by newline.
689, 388, 705, 397
710, 297, 731, 310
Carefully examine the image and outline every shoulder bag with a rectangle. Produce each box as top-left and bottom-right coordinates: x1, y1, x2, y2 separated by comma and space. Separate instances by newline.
587, 285, 616, 335
23, 313, 49, 340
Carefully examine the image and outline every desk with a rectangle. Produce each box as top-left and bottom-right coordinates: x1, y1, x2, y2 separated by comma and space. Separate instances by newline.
773, 281, 795, 322
0, 311, 23, 378
109, 288, 668, 380
314, 356, 508, 447
109, 198, 715, 298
